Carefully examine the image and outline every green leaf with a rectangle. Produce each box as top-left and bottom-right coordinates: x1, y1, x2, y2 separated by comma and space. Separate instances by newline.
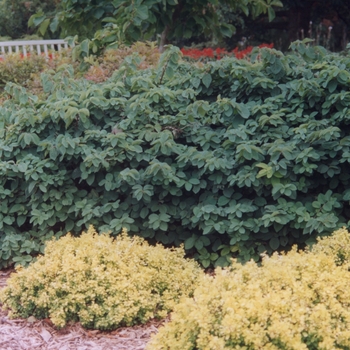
312, 201, 321, 209
191, 77, 201, 88
214, 256, 230, 267
93, 8, 105, 19
201, 259, 210, 268
202, 74, 212, 88
189, 178, 200, 185
328, 80, 337, 93
269, 237, 280, 250
267, 7, 275, 22
24, 133, 32, 145
165, 66, 174, 79
148, 214, 159, 224
49, 17, 59, 32
203, 226, 213, 235
140, 207, 149, 219
220, 24, 234, 38
238, 104, 250, 119
102, 17, 119, 24
270, 59, 283, 74
195, 240, 204, 250
136, 5, 148, 20
218, 196, 230, 206
202, 205, 216, 213
28, 182, 36, 194
39, 18, 51, 36
185, 236, 196, 249
220, 246, 231, 256
32, 14, 46, 27
80, 39, 90, 56
17, 216, 26, 227
185, 182, 192, 191
159, 221, 168, 231
256, 163, 273, 178
3, 216, 13, 225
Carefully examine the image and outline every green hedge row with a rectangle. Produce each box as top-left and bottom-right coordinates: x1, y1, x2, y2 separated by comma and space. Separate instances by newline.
1, 41, 350, 267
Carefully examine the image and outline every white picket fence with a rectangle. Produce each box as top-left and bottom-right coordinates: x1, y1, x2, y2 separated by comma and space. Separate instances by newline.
0, 39, 69, 59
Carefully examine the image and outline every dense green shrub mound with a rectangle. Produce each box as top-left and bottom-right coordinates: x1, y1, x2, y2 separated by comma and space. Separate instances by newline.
147, 228, 350, 350
0, 226, 202, 330
1, 41, 350, 267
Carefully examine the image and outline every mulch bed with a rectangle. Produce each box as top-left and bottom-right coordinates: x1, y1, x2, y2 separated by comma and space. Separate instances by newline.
0, 268, 164, 350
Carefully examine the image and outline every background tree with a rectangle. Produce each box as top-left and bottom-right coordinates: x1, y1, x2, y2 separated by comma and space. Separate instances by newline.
230, 0, 349, 51
29, 0, 283, 50
0, 0, 57, 39
282, 0, 348, 48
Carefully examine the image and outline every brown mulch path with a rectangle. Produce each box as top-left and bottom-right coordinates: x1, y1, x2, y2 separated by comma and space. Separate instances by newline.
0, 268, 164, 350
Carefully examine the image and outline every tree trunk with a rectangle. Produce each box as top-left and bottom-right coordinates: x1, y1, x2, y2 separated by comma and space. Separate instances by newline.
288, 4, 313, 43
159, 0, 184, 52
159, 26, 170, 53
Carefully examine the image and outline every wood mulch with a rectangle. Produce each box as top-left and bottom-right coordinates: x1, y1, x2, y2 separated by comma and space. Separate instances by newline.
0, 268, 165, 350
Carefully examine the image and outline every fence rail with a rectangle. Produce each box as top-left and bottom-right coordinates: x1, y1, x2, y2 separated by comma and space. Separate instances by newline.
0, 40, 69, 58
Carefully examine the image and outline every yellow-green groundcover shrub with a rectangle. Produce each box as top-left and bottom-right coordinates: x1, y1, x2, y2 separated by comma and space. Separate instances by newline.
311, 227, 350, 267
0, 53, 46, 89
148, 228, 350, 350
0, 226, 202, 330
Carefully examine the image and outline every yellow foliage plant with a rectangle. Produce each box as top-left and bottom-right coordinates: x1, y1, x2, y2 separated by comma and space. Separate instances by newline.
0, 53, 46, 90
311, 227, 350, 266
147, 228, 350, 350
0, 226, 202, 330
84, 41, 160, 83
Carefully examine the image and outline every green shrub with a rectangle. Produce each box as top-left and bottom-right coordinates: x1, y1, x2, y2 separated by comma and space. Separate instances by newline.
0, 226, 202, 330
147, 228, 350, 350
1, 41, 350, 268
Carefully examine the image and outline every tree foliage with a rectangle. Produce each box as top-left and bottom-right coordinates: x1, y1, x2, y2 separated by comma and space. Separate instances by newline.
236, 0, 350, 52
0, 0, 57, 39
29, 0, 283, 46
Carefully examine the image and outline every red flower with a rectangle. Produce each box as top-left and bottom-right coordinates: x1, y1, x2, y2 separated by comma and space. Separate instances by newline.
202, 48, 214, 58
181, 43, 274, 61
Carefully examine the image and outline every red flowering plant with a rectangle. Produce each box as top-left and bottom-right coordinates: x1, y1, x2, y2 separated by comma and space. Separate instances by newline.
181, 43, 274, 61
